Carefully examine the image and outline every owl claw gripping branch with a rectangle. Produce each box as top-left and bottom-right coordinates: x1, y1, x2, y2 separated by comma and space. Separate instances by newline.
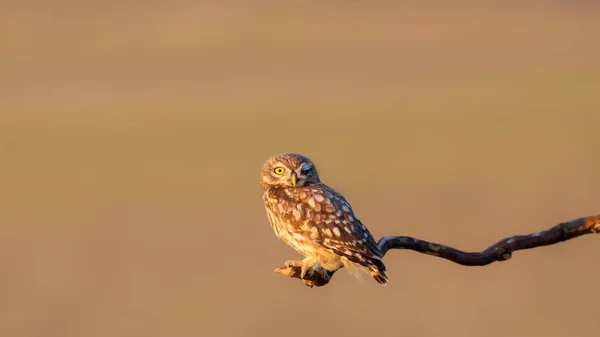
261, 153, 388, 286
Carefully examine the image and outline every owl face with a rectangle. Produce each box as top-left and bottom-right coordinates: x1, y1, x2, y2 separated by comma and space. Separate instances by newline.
261, 153, 320, 188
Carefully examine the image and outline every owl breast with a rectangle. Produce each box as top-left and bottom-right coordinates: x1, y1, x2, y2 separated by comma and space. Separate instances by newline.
269, 216, 316, 257
264, 204, 315, 257
262, 185, 352, 272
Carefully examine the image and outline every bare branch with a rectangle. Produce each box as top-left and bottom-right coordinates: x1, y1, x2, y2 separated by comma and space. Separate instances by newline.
274, 215, 600, 287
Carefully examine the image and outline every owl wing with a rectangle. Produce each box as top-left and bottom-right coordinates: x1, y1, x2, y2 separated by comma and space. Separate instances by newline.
305, 186, 383, 268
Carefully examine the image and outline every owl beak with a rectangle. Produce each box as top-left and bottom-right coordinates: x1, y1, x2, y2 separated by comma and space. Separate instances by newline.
290, 172, 297, 186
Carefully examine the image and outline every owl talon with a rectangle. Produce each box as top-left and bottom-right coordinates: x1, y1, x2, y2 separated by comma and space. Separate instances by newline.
300, 261, 321, 280
300, 267, 311, 280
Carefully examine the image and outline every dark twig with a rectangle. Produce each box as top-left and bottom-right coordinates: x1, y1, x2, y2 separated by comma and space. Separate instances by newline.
274, 215, 600, 287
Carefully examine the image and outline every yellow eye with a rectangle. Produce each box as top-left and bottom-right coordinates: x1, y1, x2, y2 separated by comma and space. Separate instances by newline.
273, 167, 286, 175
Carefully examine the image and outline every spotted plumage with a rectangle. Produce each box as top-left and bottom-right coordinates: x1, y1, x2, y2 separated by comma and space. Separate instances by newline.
261, 153, 388, 285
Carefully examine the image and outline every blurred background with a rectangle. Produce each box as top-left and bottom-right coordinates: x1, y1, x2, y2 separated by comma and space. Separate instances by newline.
1, 1, 599, 337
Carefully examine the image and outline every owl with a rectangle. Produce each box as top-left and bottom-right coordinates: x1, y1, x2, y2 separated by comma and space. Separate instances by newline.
261, 153, 388, 285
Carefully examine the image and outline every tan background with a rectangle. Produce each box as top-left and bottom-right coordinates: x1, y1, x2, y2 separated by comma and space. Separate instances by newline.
1, 1, 599, 337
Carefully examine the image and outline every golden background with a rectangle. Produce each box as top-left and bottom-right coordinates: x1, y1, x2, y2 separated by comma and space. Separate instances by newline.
2, 1, 599, 337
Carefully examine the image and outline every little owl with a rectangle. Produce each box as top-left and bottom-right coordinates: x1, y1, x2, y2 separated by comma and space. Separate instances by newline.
261, 153, 388, 285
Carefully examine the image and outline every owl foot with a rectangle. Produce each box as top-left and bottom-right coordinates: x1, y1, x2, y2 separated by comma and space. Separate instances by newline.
274, 260, 334, 287
299, 260, 319, 280
301, 265, 331, 287
283, 259, 318, 279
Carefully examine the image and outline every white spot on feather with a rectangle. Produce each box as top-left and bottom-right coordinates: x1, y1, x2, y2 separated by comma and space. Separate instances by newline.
314, 194, 325, 202
292, 209, 302, 220
332, 227, 341, 237
342, 205, 350, 212
308, 197, 322, 211
344, 226, 352, 233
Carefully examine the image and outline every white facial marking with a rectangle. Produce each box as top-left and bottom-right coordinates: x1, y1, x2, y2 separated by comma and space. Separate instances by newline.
332, 227, 341, 237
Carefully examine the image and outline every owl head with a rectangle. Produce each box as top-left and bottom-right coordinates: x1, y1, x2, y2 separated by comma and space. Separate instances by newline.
261, 153, 321, 188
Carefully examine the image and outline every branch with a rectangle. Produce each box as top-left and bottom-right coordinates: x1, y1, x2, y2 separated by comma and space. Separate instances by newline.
273, 215, 600, 287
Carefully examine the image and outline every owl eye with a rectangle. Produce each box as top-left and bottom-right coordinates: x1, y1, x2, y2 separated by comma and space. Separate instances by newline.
273, 167, 286, 175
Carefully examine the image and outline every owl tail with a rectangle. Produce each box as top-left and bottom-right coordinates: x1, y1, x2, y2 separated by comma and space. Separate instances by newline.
369, 259, 388, 285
